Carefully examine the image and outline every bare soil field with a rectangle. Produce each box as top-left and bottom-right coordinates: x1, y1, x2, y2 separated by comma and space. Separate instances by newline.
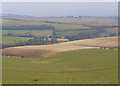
2, 37, 118, 58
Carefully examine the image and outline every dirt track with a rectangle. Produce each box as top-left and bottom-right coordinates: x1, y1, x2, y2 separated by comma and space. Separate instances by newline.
2, 37, 118, 58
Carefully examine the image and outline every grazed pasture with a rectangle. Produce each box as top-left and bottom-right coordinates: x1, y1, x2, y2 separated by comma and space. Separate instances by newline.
2, 49, 118, 84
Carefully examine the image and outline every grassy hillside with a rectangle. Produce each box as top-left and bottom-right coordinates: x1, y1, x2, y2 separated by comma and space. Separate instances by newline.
2, 49, 118, 84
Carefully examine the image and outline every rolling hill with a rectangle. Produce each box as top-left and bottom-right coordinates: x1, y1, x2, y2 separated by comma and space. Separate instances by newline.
2, 37, 118, 58
2, 49, 118, 84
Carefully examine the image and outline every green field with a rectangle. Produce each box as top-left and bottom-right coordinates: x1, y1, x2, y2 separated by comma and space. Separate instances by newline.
2, 49, 118, 84
3, 19, 90, 30
3, 16, 117, 26
56, 29, 96, 37
2, 17, 118, 49
3, 30, 53, 37
2, 18, 117, 46
2, 36, 68, 46
2, 36, 31, 45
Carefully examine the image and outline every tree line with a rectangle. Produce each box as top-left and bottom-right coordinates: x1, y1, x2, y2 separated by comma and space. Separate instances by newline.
2, 36, 59, 49
64, 27, 117, 41
2, 25, 118, 49
2, 25, 55, 30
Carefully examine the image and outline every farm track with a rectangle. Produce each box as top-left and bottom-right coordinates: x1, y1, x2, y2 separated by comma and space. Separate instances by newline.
2, 37, 118, 58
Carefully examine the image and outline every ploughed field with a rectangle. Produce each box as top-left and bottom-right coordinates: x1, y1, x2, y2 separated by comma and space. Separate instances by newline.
3, 49, 118, 84
2, 37, 118, 58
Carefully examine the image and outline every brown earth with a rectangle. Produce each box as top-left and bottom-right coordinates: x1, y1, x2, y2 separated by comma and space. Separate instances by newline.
2, 37, 118, 58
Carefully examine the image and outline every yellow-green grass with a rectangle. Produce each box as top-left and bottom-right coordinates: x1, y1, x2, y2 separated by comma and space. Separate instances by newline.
3, 30, 53, 37
3, 29, 95, 37
2, 49, 118, 84
56, 30, 96, 36
3, 20, 90, 30
2, 36, 31, 45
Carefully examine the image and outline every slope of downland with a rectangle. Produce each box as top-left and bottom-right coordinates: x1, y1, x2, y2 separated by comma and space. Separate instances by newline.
2, 37, 118, 58
2, 49, 118, 84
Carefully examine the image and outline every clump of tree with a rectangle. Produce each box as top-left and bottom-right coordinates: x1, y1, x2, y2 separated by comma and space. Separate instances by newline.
64, 26, 118, 41
26, 36, 58, 45
2, 36, 59, 49
65, 31, 99, 41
